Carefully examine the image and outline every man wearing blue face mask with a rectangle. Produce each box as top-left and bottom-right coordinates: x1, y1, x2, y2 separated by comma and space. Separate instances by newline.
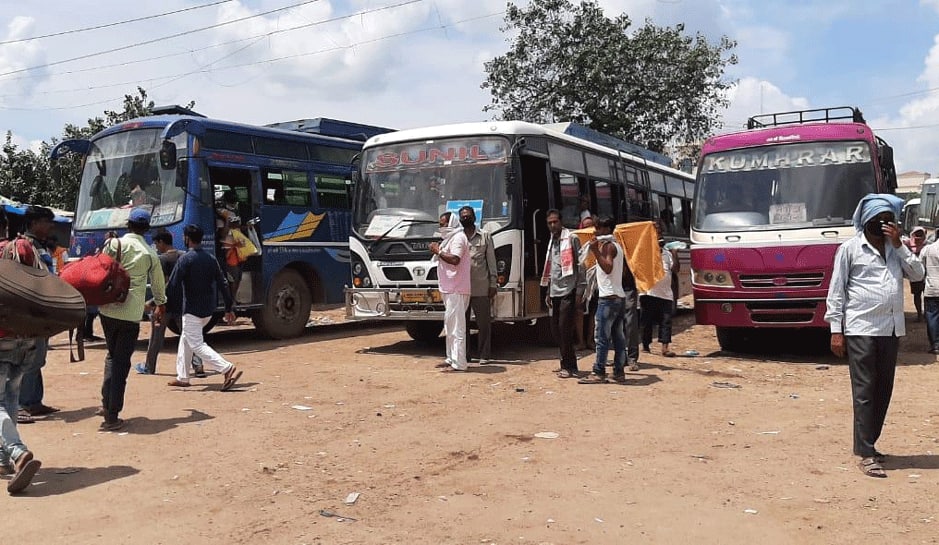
826, 194, 924, 478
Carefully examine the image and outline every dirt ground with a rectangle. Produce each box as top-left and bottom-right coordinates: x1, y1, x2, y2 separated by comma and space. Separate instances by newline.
9, 293, 939, 545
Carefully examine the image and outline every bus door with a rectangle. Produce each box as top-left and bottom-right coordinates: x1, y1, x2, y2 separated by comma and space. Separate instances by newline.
208, 164, 261, 305
519, 154, 551, 316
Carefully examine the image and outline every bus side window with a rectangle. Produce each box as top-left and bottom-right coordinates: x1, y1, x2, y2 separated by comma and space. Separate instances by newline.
553, 172, 582, 229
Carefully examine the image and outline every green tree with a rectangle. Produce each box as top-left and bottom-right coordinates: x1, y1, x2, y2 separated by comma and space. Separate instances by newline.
482, 0, 737, 152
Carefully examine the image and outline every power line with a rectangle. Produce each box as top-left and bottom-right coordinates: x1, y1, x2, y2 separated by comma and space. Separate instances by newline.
0, 0, 323, 78
0, 10, 505, 112
0, 0, 424, 98
0, 0, 234, 46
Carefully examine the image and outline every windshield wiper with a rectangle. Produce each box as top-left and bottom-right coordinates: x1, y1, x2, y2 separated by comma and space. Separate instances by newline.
368, 218, 438, 251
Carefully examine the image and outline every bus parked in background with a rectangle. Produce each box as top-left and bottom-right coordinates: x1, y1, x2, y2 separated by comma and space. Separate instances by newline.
916, 179, 939, 237
901, 196, 920, 236
344, 121, 695, 341
690, 106, 897, 352
51, 107, 392, 338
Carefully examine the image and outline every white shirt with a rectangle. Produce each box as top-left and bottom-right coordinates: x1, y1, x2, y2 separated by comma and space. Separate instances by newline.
921, 240, 939, 297
595, 238, 626, 298
643, 249, 674, 301
825, 232, 924, 336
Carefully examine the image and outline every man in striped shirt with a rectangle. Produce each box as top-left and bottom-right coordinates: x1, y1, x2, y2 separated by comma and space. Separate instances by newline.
825, 194, 924, 478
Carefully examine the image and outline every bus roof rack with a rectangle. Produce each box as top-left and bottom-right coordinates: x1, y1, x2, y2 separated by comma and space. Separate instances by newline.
746, 106, 864, 130
265, 118, 395, 142
151, 105, 206, 118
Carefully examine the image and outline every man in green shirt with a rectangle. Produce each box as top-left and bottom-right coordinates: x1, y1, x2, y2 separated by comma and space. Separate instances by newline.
98, 208, 166, 431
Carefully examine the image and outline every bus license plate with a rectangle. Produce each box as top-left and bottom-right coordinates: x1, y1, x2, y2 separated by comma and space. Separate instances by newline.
400, 289, 441, 303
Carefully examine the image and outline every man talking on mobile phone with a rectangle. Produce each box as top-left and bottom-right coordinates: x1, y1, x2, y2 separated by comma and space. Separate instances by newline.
826, 194, 924, 478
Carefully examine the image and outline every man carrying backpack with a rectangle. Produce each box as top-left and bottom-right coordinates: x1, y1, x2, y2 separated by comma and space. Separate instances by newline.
98, 208, 166, 431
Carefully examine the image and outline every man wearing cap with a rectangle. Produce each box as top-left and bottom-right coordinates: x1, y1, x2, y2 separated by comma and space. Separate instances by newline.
0, 205, 54, 493
98, 207, 166, 431
826, 194, 925, 478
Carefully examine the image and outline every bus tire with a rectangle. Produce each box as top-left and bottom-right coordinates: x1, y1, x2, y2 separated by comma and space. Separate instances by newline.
166, 313, 222, 336
252, 269, 312, 339
716, 326, 748, 353
405, 321, 443, 343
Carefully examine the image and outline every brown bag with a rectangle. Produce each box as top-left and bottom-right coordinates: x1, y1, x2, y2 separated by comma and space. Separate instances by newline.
0, 258, 87, 338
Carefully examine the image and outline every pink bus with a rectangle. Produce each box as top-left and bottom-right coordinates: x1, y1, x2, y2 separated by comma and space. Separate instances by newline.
690, 107, 898, 351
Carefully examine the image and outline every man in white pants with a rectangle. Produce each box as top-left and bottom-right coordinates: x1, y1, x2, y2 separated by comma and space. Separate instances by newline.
430, 206, 473, 372
166, 224, 243, 391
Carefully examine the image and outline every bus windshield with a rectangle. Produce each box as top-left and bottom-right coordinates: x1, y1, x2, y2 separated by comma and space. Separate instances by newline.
694, 141, 878, 232
74, 128, 187, 230
354, 136, 512, 239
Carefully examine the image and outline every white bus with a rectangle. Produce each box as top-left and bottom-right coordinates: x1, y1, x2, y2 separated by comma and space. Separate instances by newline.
344, 121, 694, 341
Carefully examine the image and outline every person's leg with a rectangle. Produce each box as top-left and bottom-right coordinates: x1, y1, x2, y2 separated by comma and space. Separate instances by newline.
0, 341, 32, 464
639, 295, 654, 350
443, 294, 458, 365
574, 298, 586, 350
474, 296, 492, 361
100, 316, 139, 423
657, 295, 675, 353
845, 335, 880, 458
451, 294, 470, 369
18, 338, 48, 410
870, 336, 899, 451
623, 289, 640, 368
181, 314, 233, 374
592, 298, 614, 376
610, 299, 627, 377
913, 283, 924, 320
549, 296, 563, 367
143, 315, 167, 374
556, 293, 579, 373
926, 297, 939, 351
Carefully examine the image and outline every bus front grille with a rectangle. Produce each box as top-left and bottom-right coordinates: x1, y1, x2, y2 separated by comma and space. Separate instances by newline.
738, 272, 825, 289
745, 300, 818, 323
383, 267, 412, 281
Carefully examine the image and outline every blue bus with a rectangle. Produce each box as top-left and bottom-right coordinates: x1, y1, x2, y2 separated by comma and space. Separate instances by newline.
51, 107, 392, 338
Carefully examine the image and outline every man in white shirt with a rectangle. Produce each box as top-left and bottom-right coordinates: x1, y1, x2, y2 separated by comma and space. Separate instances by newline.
640, 221, 679, 357
825, 194, 924, 478
579, 216, 627, 384
919, 228, 939, 353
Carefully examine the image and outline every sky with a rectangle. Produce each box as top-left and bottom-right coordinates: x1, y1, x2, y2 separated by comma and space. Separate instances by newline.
3, 0, 939, 175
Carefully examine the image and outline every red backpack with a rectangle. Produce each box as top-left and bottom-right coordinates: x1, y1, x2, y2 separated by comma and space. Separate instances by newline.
60, 238, 131, 306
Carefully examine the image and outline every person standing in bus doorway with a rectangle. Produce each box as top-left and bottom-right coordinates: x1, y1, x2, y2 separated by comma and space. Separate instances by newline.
541, 209, 583, 379
429, 208, 472, 372
578, 216, 627, 384
919, 228, 939, 354
826, 194, 924, 478
166, 225, 243, 391
905, 226, 927, 321
98, 208, 167, 432
462, 208, 498, 364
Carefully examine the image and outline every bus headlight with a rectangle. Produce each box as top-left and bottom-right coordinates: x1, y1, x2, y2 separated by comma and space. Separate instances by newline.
494, 245, 512, 287
351, 252, 372, 289
694, 269, 734, 287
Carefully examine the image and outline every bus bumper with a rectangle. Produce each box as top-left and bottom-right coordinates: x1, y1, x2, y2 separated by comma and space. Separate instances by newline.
693, 296, 829, 328
345, 287, 445, 321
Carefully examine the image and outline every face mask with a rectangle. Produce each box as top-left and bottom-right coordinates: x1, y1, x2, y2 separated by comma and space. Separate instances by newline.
460, 218, 475, 228
865, 220, 885, 239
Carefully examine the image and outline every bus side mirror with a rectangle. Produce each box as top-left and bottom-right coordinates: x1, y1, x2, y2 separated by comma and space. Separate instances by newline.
159, 140, 177, 170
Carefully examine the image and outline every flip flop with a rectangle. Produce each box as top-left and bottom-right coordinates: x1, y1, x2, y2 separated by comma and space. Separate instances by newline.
859, 457, 887, 478
662, 351, 676, 358
7, 458, 41, 494
222, 369, 243, 391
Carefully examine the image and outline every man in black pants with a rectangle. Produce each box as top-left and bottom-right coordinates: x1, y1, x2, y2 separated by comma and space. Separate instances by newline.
541, 209, 583, 379
826, 194, 923, 478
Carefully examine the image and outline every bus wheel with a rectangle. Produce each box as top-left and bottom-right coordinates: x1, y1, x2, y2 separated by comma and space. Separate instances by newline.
166, 313, 222, 336
252, 269, 312, 339
716, 327, 748, 353
405, 321, 443, 343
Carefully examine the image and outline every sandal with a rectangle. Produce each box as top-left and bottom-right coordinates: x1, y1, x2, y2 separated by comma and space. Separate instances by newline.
434, 362, 452, 369
557, 370, 573, 379
662, 351, 676, 358
578, 374, 609, 384
858, 457, 887, 478
222, 367, 243, 391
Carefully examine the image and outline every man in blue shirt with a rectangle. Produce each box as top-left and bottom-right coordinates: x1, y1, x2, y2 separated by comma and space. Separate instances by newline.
166, 224, 242, 391
826, 194, 924, 478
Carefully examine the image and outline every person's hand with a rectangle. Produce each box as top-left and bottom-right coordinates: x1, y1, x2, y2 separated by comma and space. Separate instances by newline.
489, 286, 497, 299
429, 242, 440, 255
830, 333, 846, 358
152, 305, 166, 327
224, 311, 236, 325
544, 295, 552, 309
882, 221, 902, 248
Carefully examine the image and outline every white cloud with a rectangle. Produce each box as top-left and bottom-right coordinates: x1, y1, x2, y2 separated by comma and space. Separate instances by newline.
718, 77, 809, 132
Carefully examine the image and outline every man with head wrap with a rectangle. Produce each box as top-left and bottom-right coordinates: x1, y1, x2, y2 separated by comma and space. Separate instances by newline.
826, 194, 925, 478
